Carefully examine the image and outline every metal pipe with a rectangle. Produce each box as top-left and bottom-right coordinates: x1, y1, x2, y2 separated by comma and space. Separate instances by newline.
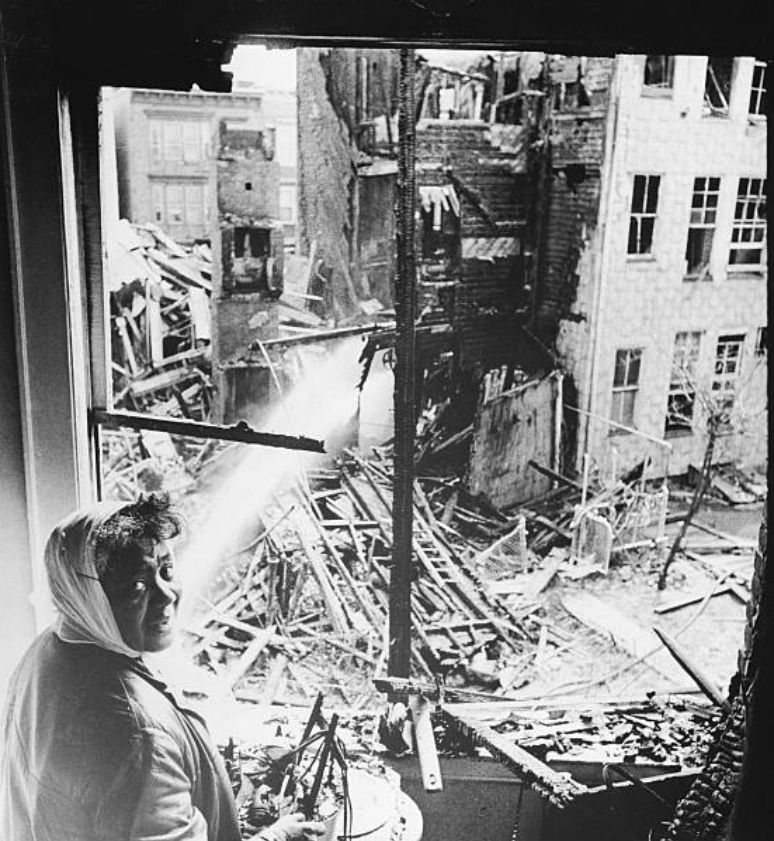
92, 408, 325, 452
389, 48, 417, 679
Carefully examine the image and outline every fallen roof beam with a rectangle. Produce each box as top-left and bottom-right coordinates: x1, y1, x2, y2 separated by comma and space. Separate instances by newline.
255, 321, 394, 350
441, 707, 586, 807
92, 408, 325, 453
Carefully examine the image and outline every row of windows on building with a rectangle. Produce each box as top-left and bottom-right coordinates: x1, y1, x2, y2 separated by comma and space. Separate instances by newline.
150, 179, 297, 238
642, 56, 767, 118
628, 174, 767, 273
611, 327, 767, 436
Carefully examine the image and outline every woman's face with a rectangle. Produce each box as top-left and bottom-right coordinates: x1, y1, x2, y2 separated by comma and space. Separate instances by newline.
101, 537, 181, 652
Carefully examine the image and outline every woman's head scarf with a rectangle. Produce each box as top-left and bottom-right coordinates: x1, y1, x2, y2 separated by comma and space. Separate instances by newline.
44, 500, 142, 659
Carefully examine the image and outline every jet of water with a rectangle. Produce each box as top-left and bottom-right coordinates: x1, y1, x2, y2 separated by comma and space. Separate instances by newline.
175, 336, 364, 625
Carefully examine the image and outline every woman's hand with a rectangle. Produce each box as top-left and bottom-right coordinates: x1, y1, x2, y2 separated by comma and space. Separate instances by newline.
251, 811, 326, 841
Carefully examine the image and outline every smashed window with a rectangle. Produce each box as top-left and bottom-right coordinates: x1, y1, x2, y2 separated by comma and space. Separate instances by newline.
749, 60, 767, 117
684, 177, 720, 277
665, 331, 701, 435
729, 177, 767, 269
627, 174, 660, 255
643, 55, 674, 89
712, 334, 745, 416
703, 57, 734, 116
611, 348, 642, 429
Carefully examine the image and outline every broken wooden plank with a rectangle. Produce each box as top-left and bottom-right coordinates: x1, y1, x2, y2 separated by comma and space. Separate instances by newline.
652, 627, 729, 710
260, 653, 289, 705
527, 460, 583, 492
408, 694, 443, 791
223, 625, 275, 687
441, 707, 586, 807
710, 474, 756, 505
561, 592, 687, 685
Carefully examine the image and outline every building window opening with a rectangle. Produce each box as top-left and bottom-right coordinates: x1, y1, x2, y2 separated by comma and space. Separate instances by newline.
643, 55, 674, 89
729, 177, 767, 269
665, 331, 701, 435
611, 347, 642, 429
151, 181, 210, 240
627, 174, 660, 255
755, 326, 767, 357
712, 333, 745, 416
419, 185, 461, 265
685, 176, 720, 277
749, 60, 767, 117
703, 57, 734, 116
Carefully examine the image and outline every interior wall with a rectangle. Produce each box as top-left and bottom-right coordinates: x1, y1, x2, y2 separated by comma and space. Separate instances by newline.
0, 73, 36, 695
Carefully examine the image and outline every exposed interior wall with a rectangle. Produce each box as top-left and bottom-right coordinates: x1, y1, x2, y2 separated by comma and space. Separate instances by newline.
415, 120, 529, 370
0, 87, 36, 696
467, 373, 557, 508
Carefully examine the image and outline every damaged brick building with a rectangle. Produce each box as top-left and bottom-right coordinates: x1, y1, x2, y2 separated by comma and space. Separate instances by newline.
299, 49, 767, 502
536, 55, 768, 480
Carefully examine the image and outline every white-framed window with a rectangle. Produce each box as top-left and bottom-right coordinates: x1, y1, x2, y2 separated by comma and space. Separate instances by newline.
665, 331, 702, 435
749, 60, 767, 117
643, 55, 674, 89
611, 347, 642, 428
755, 326, 767, 357
279, 184, 297, 224
712, 333, 745, 415
684, 176, 720, 277
627, 174, 660, 255
703, 57, 734, 117
151, 180, 211, 238
729, 177, 767, 270
150, 118, 211, 163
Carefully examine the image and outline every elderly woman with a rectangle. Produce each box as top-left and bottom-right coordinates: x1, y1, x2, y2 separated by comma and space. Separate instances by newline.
1, 495, 324, 841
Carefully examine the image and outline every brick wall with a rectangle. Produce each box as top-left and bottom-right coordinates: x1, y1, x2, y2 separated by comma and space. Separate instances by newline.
556, 54, 768, 478
416, 120, 529, 370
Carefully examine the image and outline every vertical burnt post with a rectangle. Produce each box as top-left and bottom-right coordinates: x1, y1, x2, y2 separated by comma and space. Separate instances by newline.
389, 48, 417, 678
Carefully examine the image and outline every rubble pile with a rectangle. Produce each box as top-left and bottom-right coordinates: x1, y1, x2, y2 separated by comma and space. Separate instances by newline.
108, 219, 214, 419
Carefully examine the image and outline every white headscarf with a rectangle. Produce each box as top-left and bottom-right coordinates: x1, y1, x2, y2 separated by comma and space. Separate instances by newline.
44, 500, 142, 659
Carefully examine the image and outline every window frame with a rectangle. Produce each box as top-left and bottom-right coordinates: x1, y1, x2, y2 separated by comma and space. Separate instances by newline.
703, 56, 735, 118
665, 330, 702, 436
748, 60, 767, 118
728, 176, 767, 273
712, 333, 745, 416
610, 347, 643, 431
627, 173, 661, 257
642, 55, 675, 94
684, 176, 720, 279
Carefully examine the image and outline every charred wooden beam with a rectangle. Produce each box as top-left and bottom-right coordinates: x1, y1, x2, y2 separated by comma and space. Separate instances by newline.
389, 47, 417, 679
441, 707, 586, 808
92, 408, 325, 453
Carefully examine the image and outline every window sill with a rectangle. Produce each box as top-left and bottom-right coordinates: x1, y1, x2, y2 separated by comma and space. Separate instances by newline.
747, 115, 767, 126
701, 108, 730, 119
665, 428, 694, 439
626, 254, 657, 263
726, 267, 766, 279
683, 272, 713, 282
641, 87, 673, 98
